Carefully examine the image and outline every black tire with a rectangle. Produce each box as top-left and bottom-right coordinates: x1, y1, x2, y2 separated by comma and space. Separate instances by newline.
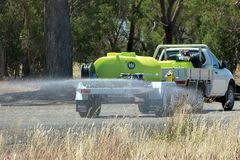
138, 103, 151, 114
76, 101, 88, 118
77, 95, 101, 118
222, 85, 235, 111
78, 105, 101, 118
78, 106, 101, 118
78, 107, 88, 118
154, 93, 174, 117
154, 107, 163, 117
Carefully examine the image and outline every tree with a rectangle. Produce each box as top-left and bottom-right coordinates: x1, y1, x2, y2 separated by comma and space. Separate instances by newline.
0, 0, 239, 78
159, 0, 184, 44
127, 0, 144, 52
0, 42, 5, 79
0, 0, 44, 78
71, 1, 131, 62
182, 0, 240, 73
0, 1, 23, 77
236, 0, 240, 8
21, 0, 31, 77
44, 0, 72, 78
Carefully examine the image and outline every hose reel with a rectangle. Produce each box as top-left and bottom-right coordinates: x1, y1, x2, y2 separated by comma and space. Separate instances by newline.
80, 63, 96, 78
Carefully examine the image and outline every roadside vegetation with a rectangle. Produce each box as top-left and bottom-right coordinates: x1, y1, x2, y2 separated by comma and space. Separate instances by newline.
0, 0, 240, 78
0, 113, 239, 160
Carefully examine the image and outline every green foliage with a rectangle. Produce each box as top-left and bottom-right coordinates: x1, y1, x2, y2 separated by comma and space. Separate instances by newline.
21, 0, 44, 74
71, 0, 135, 62
182, 0, 240, 72
0, 0, 240, 77
0, 1, 23, 76
0, 0, 44, 76
71, 2, 117, 62
140, 0, 164, 55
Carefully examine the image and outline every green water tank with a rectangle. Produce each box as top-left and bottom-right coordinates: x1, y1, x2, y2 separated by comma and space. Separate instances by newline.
94, 52, 162, 81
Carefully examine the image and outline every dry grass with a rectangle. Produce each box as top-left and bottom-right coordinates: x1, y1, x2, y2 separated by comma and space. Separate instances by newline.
0, 115, 239, 160
234, 64, 240, 86
73, 62, 81, 79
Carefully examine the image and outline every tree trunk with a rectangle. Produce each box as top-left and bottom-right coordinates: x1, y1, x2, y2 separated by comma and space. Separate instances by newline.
0, 42, 5, 79
22, 1, 31, 77
159, 0, 184, 44
236, 0, 240, 8
163, 25, 173, 44
127, 17, 135, 52
44, 0, 73, 78
127, 0, 143, 52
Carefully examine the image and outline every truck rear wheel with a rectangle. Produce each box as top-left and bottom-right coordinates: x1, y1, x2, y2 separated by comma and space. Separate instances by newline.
222, 85, 235, 111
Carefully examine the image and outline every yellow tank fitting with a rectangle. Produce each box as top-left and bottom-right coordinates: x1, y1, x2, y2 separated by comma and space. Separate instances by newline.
165, 70, 174, 82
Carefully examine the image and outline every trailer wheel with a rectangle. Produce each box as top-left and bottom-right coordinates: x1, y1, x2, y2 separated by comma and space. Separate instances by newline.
77, 96, 101, 118
222, 85, 235, 111
78, 103, 101, 118
78, 104, 88, 118
138, 103, 151, 114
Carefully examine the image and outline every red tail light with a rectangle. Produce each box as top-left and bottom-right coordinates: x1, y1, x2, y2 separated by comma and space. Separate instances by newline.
80, 89, 91, 94
175, 81, 187, 85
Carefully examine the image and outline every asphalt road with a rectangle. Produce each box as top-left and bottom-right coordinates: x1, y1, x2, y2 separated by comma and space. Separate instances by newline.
0, 102, 239, 129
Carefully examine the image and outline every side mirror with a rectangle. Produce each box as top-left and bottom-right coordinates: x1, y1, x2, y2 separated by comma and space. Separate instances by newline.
221, 61, 228, 69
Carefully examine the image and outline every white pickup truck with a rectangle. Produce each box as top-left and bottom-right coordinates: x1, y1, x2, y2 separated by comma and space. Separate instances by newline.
75, 44, 237, 117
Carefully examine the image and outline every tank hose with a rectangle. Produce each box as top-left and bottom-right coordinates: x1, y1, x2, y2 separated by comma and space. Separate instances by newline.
80, 63, 96, 78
